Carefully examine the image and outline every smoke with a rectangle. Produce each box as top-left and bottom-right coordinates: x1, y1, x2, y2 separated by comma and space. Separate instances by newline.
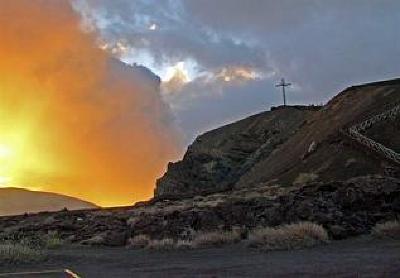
0, 1, 182, 206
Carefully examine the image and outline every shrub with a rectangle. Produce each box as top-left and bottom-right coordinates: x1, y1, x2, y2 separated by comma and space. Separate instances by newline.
0, 243, 44, 263
248, 222, 329, 251
192, 230, 241, 248
175, 240, 193, 250
146, 238, 175, 250
127, 234, 150, 249
43, 231, 65, 249
372, 220, 400, 239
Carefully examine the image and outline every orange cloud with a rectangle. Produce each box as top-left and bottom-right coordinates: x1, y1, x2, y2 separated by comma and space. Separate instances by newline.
0, 0, 181, 206
215, 67, 262, 83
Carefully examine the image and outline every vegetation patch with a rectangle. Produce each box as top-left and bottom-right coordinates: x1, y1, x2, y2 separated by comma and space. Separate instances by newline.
0, 243, 44, 264
123, 223, 329, 251
192, 230, 242, 248
247, 222, 329, 251
146, 238, 175, 250
372, 220, 400, 239
127, 234, 150, 249
42, 231, 65, 249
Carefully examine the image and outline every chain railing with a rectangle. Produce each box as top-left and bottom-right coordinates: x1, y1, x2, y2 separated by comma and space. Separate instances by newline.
350, 105, 400, 133
345, 105, 400, 165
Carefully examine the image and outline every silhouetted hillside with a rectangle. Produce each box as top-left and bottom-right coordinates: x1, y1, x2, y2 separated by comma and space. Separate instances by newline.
0, 188, 98, 216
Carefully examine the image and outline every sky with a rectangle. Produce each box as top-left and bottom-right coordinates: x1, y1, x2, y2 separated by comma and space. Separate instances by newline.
76, 0, 400, 140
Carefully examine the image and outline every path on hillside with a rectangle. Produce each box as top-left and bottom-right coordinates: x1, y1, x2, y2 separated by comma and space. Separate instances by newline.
0, 238, 399, 277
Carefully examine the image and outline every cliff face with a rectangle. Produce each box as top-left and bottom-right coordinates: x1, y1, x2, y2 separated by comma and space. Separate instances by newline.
155, 78, 400, 199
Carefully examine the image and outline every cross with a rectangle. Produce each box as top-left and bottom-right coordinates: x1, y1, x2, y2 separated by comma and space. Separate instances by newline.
275, 78, 291, 106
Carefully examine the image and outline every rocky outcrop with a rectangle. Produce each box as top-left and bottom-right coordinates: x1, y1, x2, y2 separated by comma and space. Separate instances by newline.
135, 176, 400, 240
155, 106, 319, 199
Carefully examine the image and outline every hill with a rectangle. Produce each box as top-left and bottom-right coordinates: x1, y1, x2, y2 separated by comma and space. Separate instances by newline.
156, 79, 400, 199
0, 188, 98, 216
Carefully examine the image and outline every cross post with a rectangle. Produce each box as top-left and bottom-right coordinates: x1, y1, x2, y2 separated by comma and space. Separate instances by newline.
275, 78, 292, 106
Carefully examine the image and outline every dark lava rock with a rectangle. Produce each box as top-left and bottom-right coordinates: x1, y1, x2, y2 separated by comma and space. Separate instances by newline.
155, 106, 315, 199
134, 176, 400, 240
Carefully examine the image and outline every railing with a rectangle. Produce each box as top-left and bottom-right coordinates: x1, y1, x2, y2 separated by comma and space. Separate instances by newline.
344, 105, 400, 165
350, 105, 400, 133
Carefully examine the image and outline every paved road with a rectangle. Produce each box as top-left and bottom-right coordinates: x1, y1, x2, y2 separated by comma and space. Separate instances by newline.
0, 238, 399, 277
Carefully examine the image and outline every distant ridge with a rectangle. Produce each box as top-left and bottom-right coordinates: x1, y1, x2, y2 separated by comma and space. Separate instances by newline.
348, 77, 400, 89
0, 187, 98, 216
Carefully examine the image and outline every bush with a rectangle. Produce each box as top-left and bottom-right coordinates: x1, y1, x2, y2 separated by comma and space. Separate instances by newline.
146, 238, 175, 250
43, 231, 65, 249
127, 234, 150, 249
248, 222, 329, 251
192, 230, 241, 248
0, 243, 44, 263
175, 240, 193, 250
372, 220, 400, 239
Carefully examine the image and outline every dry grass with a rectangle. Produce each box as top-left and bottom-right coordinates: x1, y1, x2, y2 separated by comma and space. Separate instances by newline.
123, 223, 328, 252
175, 240, 193, 250
248, 222, 329, 251
127, 234, 150, 249
192, 230, 242, 248
146, 238, 175, 250
372, 220, 400, 239
43, 231, 65, 249
0, 243, 44, 263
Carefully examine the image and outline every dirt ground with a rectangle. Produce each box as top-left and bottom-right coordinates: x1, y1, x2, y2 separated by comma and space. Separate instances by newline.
0, 237, 399, 277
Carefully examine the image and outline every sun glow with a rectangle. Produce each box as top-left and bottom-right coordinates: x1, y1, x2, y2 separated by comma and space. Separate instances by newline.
0, 144, 12, 159
164, 62, 191, 82
0, 88, 58, 191
0, 1, 181, 207
0, 144, 12, 187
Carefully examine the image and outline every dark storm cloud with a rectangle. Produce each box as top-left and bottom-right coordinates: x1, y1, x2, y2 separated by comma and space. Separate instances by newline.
76, 0, 400, 141
185, 0, 400, 98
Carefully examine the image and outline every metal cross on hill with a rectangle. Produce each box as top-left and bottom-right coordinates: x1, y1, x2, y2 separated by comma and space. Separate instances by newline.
275, 78, 292, 106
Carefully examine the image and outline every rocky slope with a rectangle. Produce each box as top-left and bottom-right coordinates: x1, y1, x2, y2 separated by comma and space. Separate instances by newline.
156, 78, 400, 199
0, 188, 98, 216
155, 106, 320, 199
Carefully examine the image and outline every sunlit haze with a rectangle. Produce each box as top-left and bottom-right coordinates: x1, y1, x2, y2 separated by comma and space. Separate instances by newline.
0, 1, 181, 206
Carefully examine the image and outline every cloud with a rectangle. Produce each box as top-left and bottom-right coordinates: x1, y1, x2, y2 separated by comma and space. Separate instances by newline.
76, 0, 400, 140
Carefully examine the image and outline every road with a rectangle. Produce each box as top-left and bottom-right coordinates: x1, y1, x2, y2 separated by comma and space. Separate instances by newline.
0, 237, 399, 277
